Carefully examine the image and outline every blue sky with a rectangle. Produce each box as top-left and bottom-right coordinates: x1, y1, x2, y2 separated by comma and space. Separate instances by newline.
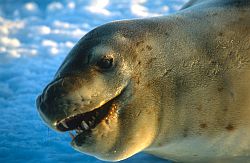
0, 0, 187, 162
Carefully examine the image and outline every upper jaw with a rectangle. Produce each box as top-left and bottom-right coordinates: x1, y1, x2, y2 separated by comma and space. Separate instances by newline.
56, 97, 118, 132
54, 84, 127, 134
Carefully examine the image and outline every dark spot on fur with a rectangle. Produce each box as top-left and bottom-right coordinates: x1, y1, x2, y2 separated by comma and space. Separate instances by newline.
146, 82, 151, 88
136, 41, 144, 47
218, 32, 223, 36
183, 128, 189, 137
196, 104, 202, 111
146, 45, 153, 51
225, 124, 234, 131
218, 87, 224, 92
200, 123, 207, 128
229, 51, 234, 56
209, 60, 217, 65
136, 78, 140, 84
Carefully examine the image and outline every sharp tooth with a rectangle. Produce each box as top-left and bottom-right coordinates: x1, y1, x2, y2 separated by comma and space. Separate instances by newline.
81, 121, 89, 130
62, 121, 69, 129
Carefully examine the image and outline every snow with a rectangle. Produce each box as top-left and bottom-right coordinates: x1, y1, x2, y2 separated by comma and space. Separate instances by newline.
24, 2, 39, 12
85, 0, 112, 16
131, 0, 160, 17
47, 2, 64, 11
0, 0, 187, 162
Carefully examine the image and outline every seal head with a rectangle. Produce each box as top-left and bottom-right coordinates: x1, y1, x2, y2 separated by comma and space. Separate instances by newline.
36, 22, 160, 161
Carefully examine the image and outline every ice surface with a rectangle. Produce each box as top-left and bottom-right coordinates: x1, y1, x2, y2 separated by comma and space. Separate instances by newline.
0, 0, 187, 162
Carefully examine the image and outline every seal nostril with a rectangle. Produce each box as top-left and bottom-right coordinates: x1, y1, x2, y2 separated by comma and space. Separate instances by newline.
43, 83, 63, 104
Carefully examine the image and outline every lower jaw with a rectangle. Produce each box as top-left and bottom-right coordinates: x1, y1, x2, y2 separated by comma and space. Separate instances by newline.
70, 112, 118, 147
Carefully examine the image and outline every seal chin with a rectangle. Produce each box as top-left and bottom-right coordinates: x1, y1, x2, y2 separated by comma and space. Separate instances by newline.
55, 87, 125, 146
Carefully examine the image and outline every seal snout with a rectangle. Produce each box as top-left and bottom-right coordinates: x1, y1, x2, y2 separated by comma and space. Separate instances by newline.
36, 78, 72, 128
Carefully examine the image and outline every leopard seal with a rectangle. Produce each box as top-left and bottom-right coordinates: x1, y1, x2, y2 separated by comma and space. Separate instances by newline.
36, 0, 250, 162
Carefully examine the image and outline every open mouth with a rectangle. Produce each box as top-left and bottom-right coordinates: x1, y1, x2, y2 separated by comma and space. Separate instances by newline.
55, 90, 123, 141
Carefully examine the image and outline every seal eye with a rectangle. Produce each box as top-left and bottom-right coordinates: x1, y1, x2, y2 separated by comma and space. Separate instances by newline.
96, 56, 113, 69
